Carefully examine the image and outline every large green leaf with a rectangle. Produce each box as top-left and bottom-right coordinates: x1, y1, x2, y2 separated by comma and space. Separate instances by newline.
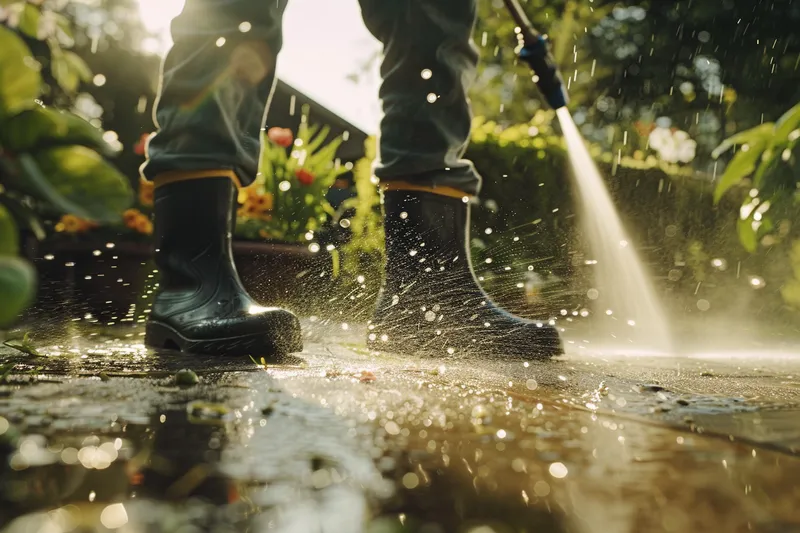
775, 101, 800, 142
1, 106, 113, 155
19, 147, 132, 223
712, 123, 773, 159
0, 26, 42, 116
0, 256, 36, 328
713, 141, 769, 203
0, 204, 19, 255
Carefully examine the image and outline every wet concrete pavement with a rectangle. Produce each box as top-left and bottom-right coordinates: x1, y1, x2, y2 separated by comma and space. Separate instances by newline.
1, 319, 800, 533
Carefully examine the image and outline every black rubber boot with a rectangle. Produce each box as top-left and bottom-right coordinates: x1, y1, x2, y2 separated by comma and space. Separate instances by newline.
368, 190, 562, 359
145, 177, 303, 357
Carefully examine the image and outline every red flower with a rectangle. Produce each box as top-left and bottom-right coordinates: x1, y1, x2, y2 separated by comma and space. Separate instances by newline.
134, 133, 151, 156
267, 127, 293, 148
295, 168, 315, 186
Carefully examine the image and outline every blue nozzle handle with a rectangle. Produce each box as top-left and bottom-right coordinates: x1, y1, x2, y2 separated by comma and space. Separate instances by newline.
518, 35, 569, 110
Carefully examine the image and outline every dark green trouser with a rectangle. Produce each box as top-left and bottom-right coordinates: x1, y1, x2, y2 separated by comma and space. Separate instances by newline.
141, 0, 483, 195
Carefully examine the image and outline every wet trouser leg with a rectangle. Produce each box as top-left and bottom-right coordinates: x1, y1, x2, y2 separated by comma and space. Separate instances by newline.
143, 0, 482, 196
359, 0, 483, 196
141, 0, 288, 185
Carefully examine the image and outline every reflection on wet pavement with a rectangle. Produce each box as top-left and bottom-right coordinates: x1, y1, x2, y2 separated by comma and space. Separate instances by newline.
1, 321, 800, 532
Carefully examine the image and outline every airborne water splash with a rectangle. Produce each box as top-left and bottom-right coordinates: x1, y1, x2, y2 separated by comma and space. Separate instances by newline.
556, 108, 672, 353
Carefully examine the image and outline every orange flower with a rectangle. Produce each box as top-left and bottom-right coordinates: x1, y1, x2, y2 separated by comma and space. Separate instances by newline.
295, 168, 314, 186
267, 127, 293, 148
135, 217, 153, 235
55, 214, 96, 234
123, 209, 140, 227
258, 229, 271, 240
139, 178, 154, 207
254, 192, 274, 211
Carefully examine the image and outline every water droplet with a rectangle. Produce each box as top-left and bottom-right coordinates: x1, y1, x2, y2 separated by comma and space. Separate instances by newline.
425, 311, 436, 322
549, 462, 568, 478
426, 93, 438, 103
697, 299, 710, 311
305, 231, 314, 241
341, 323, 349, 330
525, 379, 538, 390
446, 347, 455, 354
92, 250, 102, 256
484, 228, 493, 235
420, 69, 432, 79
278, 180, 291, 191
409, 249, 418, 257
309, 243, 320, 253
93, 74, 106, 86
587, 288, 599, 300
44, 254, 54, 261
402, 472, 420, 489
215, 37, 226, 47
239, 21, 252, 32
496, 429, 507, 439
485, 258, 492, 264
339, 218, 351, 228
749, 276, 765, 288
627, 320, 636, 326
97, 503, 129, 530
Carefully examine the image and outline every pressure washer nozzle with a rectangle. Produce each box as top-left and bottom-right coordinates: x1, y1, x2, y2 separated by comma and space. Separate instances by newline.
518, 34, 569, 110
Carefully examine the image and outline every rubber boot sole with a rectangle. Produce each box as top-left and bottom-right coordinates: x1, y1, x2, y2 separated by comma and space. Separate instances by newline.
146, 321, 303, 357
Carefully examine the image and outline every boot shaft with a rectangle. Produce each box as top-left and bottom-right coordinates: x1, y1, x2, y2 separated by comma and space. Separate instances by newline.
153, 178, 238, 289
381, 191, 473, 285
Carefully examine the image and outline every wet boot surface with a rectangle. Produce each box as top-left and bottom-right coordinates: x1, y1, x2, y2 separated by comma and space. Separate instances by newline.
2, 319, 800, 533
370, 191, 562, 360
145, 178, 302, 357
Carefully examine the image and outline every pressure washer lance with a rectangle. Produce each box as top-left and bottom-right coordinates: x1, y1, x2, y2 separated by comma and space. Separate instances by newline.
502, 0, 569, 110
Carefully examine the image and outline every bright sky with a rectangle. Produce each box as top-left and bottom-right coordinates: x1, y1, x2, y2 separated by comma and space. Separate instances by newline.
136, 0, 382, 133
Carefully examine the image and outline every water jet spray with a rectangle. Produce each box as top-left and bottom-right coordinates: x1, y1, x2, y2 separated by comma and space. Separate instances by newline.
501, 1, 673, 353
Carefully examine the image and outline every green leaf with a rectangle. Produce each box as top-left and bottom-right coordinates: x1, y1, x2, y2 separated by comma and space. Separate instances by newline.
712, 123, 773, 159
3, 332, 42, 357
51, 50, 80, 93
17, 3, 41, 38
775, 101, 800, 142
0, 256, 36, 327
18, 147, 132, 223
63, 51, 92, 82
714, 146, 763, 203
0, 26, 42, 116
0, 204, 19, 255
737, 218, 757, 253
0, 195, 46, 240
52, 13, 75, 46
1, 106, 113, 155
